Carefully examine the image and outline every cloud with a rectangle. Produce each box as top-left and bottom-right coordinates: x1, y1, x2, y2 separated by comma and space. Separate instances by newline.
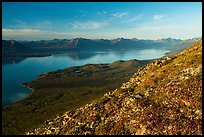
130, 22, 202, 39
97, 11, 107, 15
153, 14, 167, 20
13, 19, 26, 24
2, 28, 70, 36
35, 20, 52, 29
124, 13, 144, 23
112, 12, 129, 18
69, 20, 109, 29
87, 21, 201, 40
2, 28, 13, 32
11, 19, 53, 30
80, 9, 87, 13
2, 28, 41, 35
2, 28, 71, 40
12, 19, 28, 28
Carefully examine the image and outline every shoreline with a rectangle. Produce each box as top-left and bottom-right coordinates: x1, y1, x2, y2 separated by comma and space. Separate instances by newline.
2, 84, 36, 109
3, 57, 157, 109
20, 84, 35, 92
2, 58, 152, 135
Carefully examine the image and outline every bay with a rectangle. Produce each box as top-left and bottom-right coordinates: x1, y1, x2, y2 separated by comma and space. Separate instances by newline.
2, 49, 168, 107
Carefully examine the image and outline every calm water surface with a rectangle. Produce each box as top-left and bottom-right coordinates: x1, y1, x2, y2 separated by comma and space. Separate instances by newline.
2, 49, 168, 107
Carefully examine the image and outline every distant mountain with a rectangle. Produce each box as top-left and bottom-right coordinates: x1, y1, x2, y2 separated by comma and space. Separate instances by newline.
167, 37, 201, 51
165, 37, 202, 57
2, 38, 183, 57
2, 40, 34, 56
154, 38, 182, 49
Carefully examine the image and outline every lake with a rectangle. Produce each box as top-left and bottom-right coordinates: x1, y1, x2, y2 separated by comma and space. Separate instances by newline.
2, 49, 168, 107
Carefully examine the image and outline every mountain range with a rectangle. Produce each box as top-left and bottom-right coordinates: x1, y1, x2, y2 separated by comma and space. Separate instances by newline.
2, 37, 201, 65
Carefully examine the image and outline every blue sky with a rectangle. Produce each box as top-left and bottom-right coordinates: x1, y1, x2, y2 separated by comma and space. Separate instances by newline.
2, 2, 202, 40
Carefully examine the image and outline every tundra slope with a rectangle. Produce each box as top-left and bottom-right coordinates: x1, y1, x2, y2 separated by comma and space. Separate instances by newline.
27, 40, 202, 135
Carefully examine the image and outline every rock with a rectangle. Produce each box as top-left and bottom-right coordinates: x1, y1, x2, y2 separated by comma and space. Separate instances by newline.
90, 122, 94, 128
133, 93, 144, 99
129, 98, 135, 104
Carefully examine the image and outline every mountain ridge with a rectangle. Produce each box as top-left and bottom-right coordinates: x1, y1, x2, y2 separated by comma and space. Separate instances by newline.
2, 37, 183, 53
3, 37, 201, 59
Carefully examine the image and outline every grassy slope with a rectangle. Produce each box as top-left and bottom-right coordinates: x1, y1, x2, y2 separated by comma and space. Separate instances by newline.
27, 40, 202, 135
2, 59, 151, 135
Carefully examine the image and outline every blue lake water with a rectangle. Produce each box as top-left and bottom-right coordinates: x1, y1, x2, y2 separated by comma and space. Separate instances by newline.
2, 49, 168, 107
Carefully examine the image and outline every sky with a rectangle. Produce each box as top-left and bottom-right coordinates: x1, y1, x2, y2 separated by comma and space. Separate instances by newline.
2, 2, 202, 40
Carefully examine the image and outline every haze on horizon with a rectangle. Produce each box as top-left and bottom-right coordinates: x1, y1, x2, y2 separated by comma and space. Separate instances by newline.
2, 2, 202, 41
